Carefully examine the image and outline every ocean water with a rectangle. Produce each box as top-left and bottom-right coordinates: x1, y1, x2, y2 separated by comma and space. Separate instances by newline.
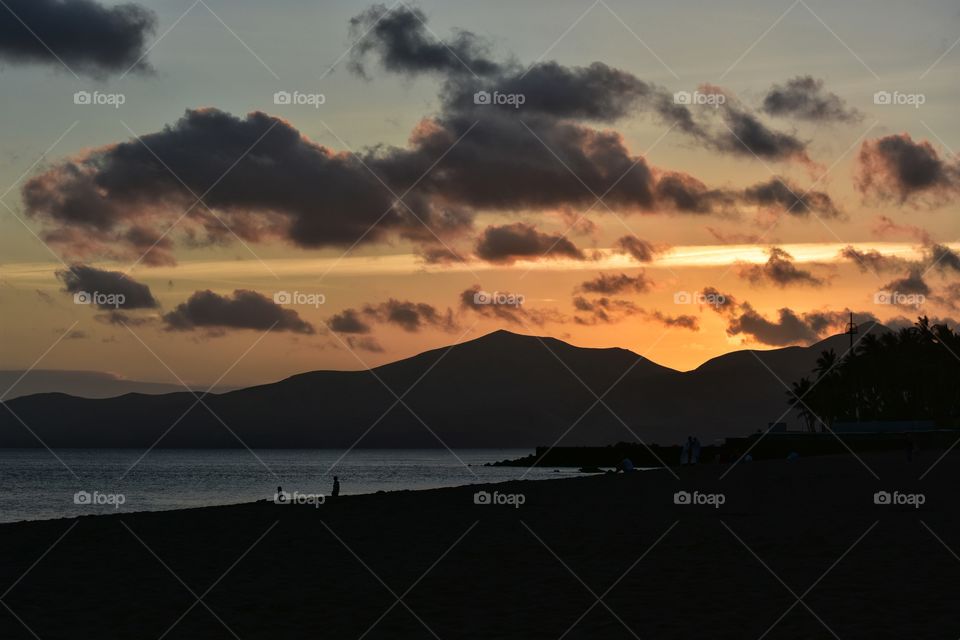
0, 449, 562, 523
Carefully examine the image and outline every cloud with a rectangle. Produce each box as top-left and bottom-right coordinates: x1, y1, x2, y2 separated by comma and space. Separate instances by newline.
0, 0, 156, 77
641, 310, 699, 330
715, 102, 811, 163
24, 9, 831, 266
700, 287, 738, 315
163, 289, 315, 334
348, 4, 500, 78
881, 269, 931, 297
577, 272, 653, 295
838, 245, 910, 274
614, 235, 661, 262
727, 304, 825, 346
762, 76, 861, 122
571, 296, 697, 329
347, 336, 384, 353
460, 285, 564, 326
856, 134, 960, 204
362, 299, 458, 332
928, 244, 960, 274
872, 215, 932, 244
737, 247, 825, 287
328, 309, 372, 334
56, 264, 158, 309
742, 178, 841, 217
475, 223, 584, 263
571, 296, 639, 325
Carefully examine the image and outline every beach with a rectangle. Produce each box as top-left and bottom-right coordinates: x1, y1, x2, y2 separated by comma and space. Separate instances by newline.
2, 450, 958, 639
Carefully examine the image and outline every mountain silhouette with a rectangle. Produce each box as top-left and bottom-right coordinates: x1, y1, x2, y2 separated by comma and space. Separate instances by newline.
0, 327, 882, 448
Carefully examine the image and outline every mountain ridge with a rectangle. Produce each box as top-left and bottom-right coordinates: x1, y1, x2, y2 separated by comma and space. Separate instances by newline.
0, 327, 887, 448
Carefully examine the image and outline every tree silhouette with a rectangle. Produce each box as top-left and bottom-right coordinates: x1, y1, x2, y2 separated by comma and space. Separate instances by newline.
788, 317, 959, 426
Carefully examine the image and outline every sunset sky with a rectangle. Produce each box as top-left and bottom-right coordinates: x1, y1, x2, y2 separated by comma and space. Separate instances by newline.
1, 0, 958, 389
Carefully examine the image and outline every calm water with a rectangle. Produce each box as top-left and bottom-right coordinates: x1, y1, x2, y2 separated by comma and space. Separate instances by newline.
0, 449, 563, 523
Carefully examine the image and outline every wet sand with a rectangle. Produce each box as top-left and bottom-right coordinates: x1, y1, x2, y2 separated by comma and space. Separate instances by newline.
1, 450, 958, 639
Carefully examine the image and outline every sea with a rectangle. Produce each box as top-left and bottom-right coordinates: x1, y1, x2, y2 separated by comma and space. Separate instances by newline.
0, 448, 564, 523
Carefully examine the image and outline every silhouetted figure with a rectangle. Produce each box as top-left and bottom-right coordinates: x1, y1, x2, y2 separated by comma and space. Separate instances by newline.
691, 437, 701, 464
332, 476, 340, 498
275, 486, 286, 503
619, 458, 635, 473
680, 438, 691, 465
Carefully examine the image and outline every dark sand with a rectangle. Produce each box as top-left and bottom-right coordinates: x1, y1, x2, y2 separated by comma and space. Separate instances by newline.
2, 450, 958, 639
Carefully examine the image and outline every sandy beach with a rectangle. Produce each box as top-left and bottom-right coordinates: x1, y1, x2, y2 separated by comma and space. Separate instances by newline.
1, 450, 958, 639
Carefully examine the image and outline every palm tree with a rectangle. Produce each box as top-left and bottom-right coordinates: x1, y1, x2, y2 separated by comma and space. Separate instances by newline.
787, 377, 817, 432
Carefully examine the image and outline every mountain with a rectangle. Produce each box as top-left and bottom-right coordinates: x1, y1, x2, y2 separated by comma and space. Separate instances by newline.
0, 328, 883, 448
0, 370, 227, 400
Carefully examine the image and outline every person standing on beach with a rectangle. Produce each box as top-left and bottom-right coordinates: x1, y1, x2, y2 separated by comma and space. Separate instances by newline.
332, 476, 340, 498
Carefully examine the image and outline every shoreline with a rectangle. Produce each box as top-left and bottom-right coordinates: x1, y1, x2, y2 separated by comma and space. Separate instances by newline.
2, 450, 957, 638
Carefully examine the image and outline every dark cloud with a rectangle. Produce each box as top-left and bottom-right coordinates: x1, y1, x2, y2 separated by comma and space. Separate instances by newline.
56, 264, 158, 309
571, 296, 697, 329
163, 289, 315, 334
362, 299, 458, 332
738, 247, 825, 287
460, 285, 563, 326
642, 310, 699, 330
348, 4, 500, 78
881, 269, 930, 297
577, 272, 652, 295
475, 223, 584, 263
0, 0, 156, 77
928, 244, 960, 273
652, 173, 736, 214
571, 296, 639, 325
328, 309, 372, 334
838, 245, 910, 274
856, 134, 960, 204
716, 105, 811, 163
762, 76, 861, 123
726, 304, 818, 346
24, 109, 447, 265
742, 178, 841, 217
615, 236, 661, 262
25, 9, 827, 265
700, 287, 738, 315
727, 304, 880, 346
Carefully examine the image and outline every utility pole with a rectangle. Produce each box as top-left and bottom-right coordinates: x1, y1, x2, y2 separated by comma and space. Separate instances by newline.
846, 312, 860, 421
846, 312, 858, 351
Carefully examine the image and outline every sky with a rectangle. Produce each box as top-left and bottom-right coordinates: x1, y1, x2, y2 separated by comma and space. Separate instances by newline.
0, 0, 958, 389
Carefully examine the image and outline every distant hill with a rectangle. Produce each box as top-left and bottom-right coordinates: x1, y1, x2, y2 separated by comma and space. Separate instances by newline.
0, 370, 222, 400
0, 327, 885, 448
